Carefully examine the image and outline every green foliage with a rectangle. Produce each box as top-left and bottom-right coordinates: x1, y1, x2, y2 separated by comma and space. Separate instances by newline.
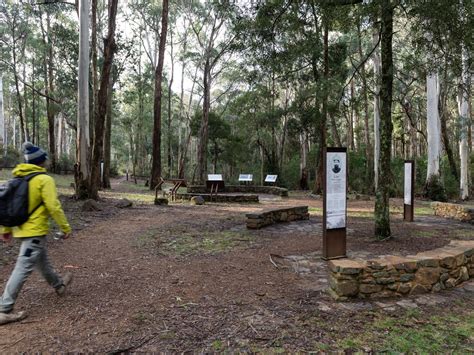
347, 151, 370, 194
56, 154, 74, 173
0, 146, 21, 168
424, 174, 447, 202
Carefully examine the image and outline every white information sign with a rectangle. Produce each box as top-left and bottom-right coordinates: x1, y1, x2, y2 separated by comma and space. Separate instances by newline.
208, 174, 223, 181
265, 175, 278, 183
404, 162, 412, 205
238, 174, 253, 182
326, 152, 346, 229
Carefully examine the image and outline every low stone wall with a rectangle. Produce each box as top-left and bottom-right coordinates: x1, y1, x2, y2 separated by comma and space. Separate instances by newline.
187, 185, 289, 197
176, 193, 259, 203
246, 206, 309, 229
328, 240, 474, 300
431, 202, 474, 223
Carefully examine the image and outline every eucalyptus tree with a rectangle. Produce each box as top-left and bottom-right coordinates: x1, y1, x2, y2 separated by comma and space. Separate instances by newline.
186, 0, 237, 184
89, 0, 118, 200
75, 0, 91, 199
0, 1, 29, 144
150, 0, 169, 190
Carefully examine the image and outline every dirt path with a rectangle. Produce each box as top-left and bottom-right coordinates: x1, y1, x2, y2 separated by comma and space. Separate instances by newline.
0, 193, 473, 352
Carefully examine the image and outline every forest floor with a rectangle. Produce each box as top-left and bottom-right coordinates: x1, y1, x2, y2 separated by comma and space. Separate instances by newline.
0, 175, 473, 352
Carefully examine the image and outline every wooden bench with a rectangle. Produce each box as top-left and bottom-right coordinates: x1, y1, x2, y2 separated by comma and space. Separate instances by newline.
246, 206, 309, 229
155, 177, 187, 201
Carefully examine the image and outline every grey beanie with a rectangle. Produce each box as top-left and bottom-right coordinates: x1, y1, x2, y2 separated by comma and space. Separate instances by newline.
22, 142, 48, 165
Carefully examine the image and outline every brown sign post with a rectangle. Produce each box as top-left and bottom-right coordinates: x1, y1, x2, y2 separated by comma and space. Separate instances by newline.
322, 147, 347, 260
403, 160, 415, 222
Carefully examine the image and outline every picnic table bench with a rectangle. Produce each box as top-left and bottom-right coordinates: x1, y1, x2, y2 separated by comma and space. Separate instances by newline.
155, 177, 187, 201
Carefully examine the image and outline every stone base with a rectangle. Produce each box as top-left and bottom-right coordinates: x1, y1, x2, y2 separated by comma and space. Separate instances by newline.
246, 206, 309, 229
187, 185, 288, 197
328, 240, 474, 300
175, 193, 259, 203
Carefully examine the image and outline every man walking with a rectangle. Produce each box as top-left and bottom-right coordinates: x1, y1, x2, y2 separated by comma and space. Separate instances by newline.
0, 142, 73, 325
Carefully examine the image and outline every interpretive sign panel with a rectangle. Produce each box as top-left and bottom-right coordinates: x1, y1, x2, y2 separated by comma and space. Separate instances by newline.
326, 152, 347, 229
323, 147, 347, 260
404, 160, 414, 222
239, 174, 253, 182
265, 175, 278, 183
208, 174, 223, 181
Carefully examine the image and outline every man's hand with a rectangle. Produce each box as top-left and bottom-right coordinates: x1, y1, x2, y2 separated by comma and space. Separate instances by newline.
1, 233, 12, 243
62, 232, 72, 240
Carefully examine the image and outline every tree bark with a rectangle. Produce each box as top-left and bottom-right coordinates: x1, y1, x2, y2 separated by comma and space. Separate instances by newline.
374, 0, 393, 239
150, 0, 169, 189
0, 76, 4, 148
459, 44, 470, 200
90, 0, 118, 199
426, 71, 440, 181
313, 21, 329, 194
102, 67, 114, 189
373, 27, 381, 191
76, 0, 91, 199
167, 27, 174, 177
197, 58, 211, 184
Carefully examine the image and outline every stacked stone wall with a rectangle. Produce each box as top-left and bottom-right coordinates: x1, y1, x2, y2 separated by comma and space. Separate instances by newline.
431, 202, 474, 223
328, 240, 474, 300
188, 185, 289, 197
246, 206, 309, 229
176, 193, 259, 203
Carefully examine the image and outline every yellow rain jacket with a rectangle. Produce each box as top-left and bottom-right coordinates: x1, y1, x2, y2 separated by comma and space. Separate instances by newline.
0, 164, 71, 238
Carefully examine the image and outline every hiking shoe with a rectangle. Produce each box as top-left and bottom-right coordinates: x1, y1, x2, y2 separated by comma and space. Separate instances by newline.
0, 311, 27, 325
56, 272, 73, 296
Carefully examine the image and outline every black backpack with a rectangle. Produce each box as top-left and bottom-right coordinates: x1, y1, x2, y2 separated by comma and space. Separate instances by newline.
0, 172, 45, 227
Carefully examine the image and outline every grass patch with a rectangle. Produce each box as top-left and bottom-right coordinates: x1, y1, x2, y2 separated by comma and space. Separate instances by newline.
100, 190, 155, 204
343, 309, 474, 353
413, 230, 437, 238
135, 228, 255, 256
415, 206, 434, 216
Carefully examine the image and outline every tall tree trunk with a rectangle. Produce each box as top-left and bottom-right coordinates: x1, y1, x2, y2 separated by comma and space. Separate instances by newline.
313, 21, 328, 194
90, 0, 118, 199
374, 0, 393, 239
102, 68, 114, 189
0, 77, 4, 148
426, 72, 441, 186
439, 59, 458, 181
12, 45, 26, 144
31, 60, 36, 145
459, 45, 470, 200
76, 0, 92, 199
22, 57, 29, 142
358, 20, 372, 187
373, 28, 381, 191
90, 0, 98, 149
150, 0, 169, 189
167, 28, 174, 177
46, 12, 56, 172
299, 132, 309, 190
197, 58, 211, 184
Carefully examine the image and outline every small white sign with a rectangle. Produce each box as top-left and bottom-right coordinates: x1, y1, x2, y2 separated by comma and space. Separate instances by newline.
208, 174, 223, 181
239, 174, 253, 182
326, 152, 346, 229
265, 175, 278, 183
404, 162, 412, 205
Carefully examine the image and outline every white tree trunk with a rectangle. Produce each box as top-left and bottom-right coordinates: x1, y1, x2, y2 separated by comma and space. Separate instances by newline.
77, 0, 90, 177
373, 30, 381, 190
426, 72, 441, 180
459, 45, 470, 200
0, 76, 4, 148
